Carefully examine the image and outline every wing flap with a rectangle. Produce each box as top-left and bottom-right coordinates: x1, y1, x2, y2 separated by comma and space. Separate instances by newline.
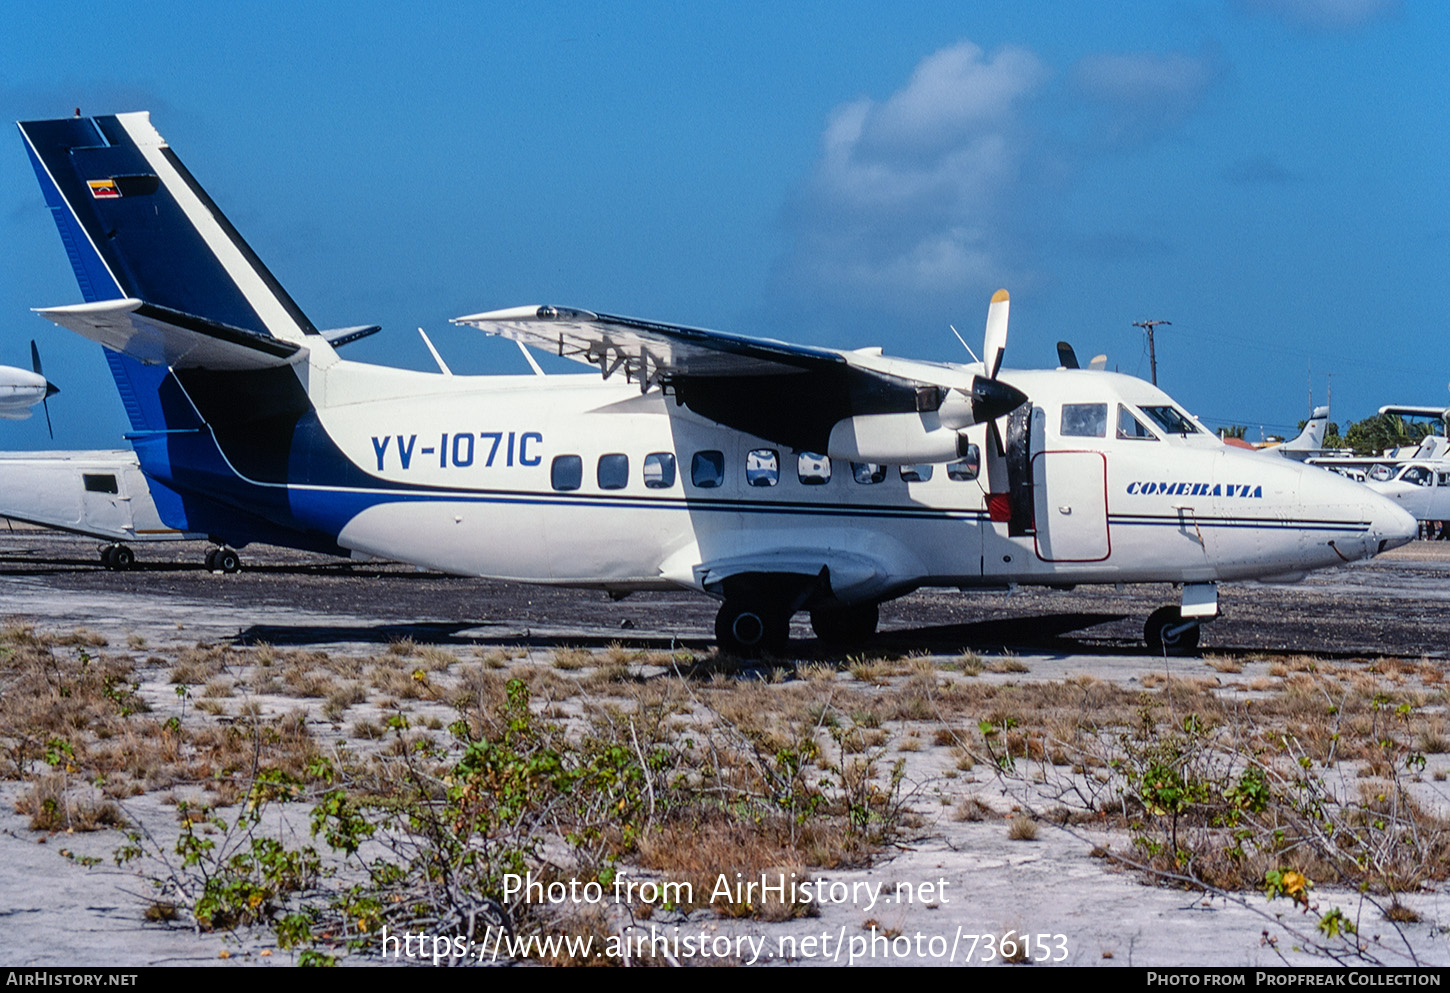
35, 298, 305, 371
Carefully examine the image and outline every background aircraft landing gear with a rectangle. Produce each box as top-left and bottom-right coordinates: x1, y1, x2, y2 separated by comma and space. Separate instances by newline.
100, 543, 135, 571
1144, 605, 1201, 656
715, 600, 789, 659
205, 546, 241, 574
809, 603, 879, 646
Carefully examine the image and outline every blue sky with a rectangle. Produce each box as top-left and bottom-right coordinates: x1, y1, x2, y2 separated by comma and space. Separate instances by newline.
1, 0, 1444, 448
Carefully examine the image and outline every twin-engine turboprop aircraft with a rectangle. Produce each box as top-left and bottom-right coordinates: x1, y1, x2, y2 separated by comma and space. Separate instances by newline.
17, 112, 1418, 655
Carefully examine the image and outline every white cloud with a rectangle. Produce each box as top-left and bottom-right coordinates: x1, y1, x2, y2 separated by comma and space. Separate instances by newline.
1071, 51, 1222, 145
1239, 0, 1400, 30
771, 41, 1049, 331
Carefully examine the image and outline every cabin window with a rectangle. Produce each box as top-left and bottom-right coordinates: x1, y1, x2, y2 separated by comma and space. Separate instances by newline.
691, 450, 725, 488
643, 452, 676, 489
797, 452, 831, 485
947, 445, 980, 481
852, 462, 886, 485
1061, 403, 1107, 438
1140, 404, 1200, 435
551, 455, 583, 491
1401, 466, 1433, 487
83, 473, 119, 495
900, 464, 934, 483
597, 453, 629, 490
746, 449, 779, 487
1117, 405, 1158, 441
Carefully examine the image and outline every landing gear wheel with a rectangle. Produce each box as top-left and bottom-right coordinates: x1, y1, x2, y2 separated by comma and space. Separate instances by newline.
809, 603, 880, 646
1144, 605, 1201, 657
715, 600, 788, 658
213, 547, 241, 574
204, 548, 218, 571
100, 544, 134, 570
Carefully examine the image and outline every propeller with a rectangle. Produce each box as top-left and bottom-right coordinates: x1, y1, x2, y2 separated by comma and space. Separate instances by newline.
1057, 341, 1108, 371
30, 340, 58, 439
973, 290, 1028, 527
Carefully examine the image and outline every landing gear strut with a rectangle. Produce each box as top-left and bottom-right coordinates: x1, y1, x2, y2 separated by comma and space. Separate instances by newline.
1144, 582, 1217, 656
100, 543, 135, 571
1143, 606, 1201, 656
714, 600, 789, 658
205, 546, 242, 573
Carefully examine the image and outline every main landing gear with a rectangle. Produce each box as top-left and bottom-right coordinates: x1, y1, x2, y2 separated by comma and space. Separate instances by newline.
713, 591, 881, 658
1144, 582, 1218, 657
99, 543, 135, 571
205, 545, 242, 574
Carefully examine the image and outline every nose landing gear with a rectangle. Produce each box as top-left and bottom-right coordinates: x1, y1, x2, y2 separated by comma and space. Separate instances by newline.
1145, 582, 1218, 657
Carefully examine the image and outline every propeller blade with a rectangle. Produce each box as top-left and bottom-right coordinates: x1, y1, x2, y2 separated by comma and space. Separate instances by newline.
31, 340, 59, 397
1056, 341, 1079, 369
41, 397, 53, 439
982, 289, 1009, 380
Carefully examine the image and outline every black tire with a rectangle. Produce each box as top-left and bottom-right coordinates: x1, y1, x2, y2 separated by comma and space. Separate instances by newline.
215, 548, 241, 574
809, 603, 880, 645
100, 546, 116, 570
204, 547, 218, 571
1145, 605, 1201, 656
715, 600, 788, 658
111, 545, 135, 570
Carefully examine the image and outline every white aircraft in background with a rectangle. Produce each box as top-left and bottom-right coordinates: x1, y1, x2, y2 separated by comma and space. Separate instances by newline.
0, 450, 213, 569
0, 341, 59, 431
17, 112, 1418, 656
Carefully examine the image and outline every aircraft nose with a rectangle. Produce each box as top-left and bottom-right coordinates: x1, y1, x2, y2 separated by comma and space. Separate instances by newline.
1367, 494, 1418, 554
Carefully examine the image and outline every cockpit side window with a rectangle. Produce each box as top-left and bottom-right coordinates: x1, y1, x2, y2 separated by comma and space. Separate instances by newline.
1140, 405, 1199, 436
1060, 403, 1107, 438
1117, 404, 1158, 441
1402, 466, 1432, 487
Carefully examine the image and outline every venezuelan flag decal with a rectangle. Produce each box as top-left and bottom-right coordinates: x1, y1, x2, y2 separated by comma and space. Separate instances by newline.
87, 178, 121, 199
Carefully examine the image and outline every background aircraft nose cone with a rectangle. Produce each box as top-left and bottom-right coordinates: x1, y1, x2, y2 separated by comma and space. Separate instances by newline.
1371, 498, 1418, 553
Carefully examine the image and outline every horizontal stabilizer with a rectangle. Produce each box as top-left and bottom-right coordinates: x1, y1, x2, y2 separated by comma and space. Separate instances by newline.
35, 298, 305, 370
320, 325, 381, 348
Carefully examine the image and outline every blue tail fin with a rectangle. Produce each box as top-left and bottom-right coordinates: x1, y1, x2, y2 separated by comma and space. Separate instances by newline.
18, 113, 323, 434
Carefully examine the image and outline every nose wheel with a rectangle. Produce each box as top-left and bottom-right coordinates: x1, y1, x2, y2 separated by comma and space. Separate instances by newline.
1144, 605, 1202, 656
715, 600, 789, 658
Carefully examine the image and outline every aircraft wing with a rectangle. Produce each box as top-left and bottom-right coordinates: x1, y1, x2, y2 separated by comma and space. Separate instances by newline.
454, 305, 1026, 457
1379, 405, 1449, 421
36, 298, 305, 371
454, 305, 846, 380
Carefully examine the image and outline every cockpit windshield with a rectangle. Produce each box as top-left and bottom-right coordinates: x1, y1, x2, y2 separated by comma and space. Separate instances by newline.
1139, 405, 1200, 436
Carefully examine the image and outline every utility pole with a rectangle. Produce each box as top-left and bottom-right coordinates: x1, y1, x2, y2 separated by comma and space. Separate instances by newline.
1132, 319, 1172, 386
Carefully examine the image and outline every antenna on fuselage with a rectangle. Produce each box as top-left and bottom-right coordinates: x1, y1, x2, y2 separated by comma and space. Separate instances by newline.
949, 325, 981, 364
417, 327, 453, 376
515, 340, 546, 376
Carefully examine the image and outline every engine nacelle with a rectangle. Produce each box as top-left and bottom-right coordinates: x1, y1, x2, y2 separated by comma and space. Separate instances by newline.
825, 412, 972, 464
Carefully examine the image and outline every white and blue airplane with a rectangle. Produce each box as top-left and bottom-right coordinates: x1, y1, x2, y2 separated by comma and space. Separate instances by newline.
17, 112, 1417, 656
